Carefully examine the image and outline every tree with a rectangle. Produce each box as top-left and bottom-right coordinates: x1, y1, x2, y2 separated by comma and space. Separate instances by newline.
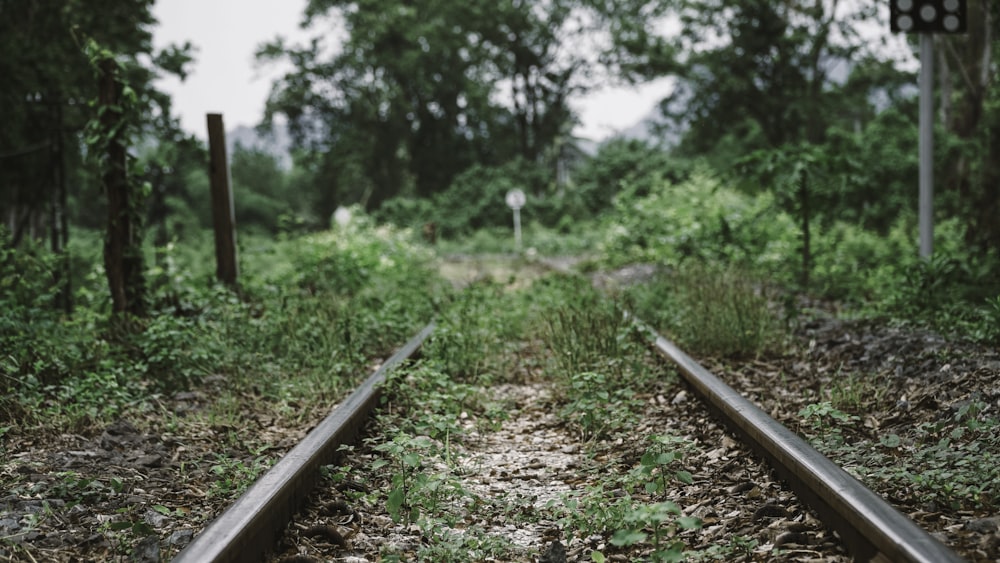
258, 0, 661, 217
675, 1, 873, 150
230, 144, 293, 232
0, 0, 194, 315
934, 0, 999, 256
91, 51, 147, 317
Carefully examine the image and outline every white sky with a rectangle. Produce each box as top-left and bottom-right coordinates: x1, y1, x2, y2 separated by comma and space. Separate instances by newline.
151, 0, 672, 142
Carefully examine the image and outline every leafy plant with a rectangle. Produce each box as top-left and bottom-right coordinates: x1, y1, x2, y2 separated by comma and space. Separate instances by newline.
370, 432, 467, 524
560, 370, 638, 441
609, 501, 701, 562
630, 434, 695, 497
798, 401, 857, 444
208, 454, 271, 498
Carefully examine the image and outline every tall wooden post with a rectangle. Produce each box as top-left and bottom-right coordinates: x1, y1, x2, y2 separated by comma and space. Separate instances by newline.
206, 114, 239, 286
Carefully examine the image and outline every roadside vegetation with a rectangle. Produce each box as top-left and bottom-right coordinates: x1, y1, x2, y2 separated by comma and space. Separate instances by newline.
0, 217, 441, 560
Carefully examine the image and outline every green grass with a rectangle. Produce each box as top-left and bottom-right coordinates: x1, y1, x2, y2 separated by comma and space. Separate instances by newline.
626, 263, 785, 359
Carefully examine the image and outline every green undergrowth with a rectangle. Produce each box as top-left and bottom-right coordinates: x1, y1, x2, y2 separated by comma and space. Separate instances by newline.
625, 263, 786, 359
798, 391, 1000, 513
585, 167, 1000, 344
2, 214, 443, 558
1, 213, 441, 435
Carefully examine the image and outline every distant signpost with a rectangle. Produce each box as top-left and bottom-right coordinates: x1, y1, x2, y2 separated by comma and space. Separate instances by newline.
505, 189, 526, 251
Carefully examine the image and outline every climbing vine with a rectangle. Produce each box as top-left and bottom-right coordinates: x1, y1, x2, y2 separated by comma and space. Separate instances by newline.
82, 39, 148, 319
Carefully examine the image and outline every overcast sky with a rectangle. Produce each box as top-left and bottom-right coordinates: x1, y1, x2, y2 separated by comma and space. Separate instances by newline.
151, 0, 672, 142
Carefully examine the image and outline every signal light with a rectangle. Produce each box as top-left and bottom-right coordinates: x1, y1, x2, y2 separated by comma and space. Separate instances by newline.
890, 0, 966, 33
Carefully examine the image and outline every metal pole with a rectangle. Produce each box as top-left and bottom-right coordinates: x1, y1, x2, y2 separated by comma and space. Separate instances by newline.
513, 208, 522, 250
919, 33, 934, 259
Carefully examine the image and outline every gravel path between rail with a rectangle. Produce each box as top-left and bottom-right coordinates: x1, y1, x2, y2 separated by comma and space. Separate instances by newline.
268, 376, 852, 562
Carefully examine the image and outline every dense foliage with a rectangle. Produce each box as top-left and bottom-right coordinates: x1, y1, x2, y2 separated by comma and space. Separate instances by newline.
1, 215, 439, 428
1, 0, 998, 422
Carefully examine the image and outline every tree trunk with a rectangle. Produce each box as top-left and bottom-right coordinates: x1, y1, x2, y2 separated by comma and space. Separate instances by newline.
941, 1, 997, 255
99, 58, 145, 318
799, 169, 811, 289
48, 93, 72, 313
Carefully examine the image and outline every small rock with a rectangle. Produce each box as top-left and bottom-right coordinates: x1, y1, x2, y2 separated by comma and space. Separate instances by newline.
134, 454, 163, 468
671, 390, 688, 405
67, 504, 89, 523
167, 529, 194, 548
965, 517, 1000, 534
144, 509, 170, 529
130, 535, 160, 563
752, 503, 789, 521
774, 531, 809, 547
539, 539, 567, 563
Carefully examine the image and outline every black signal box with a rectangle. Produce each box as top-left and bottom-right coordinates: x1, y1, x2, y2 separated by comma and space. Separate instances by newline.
890, 0, 967, 33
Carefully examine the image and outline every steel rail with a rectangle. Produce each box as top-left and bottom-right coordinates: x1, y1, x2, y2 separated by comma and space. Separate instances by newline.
632, 317, 965, 563
173, 322, 436, 563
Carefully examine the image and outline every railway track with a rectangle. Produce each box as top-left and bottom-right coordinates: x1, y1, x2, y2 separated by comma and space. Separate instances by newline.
173, 314, 965, 562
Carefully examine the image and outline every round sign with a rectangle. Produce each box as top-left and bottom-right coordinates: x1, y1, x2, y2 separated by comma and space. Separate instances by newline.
505, 189, 526, 210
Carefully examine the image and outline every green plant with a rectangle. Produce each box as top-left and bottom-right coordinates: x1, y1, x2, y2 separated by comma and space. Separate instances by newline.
608, 501, 701, 562
425, 282, 512, 382
380, 361, 480, 442
370, 433, 459, 523
547, 485, 633, 542
560, 370, 638, 441
630, 434, 694, 497
982, 295, 1000, 343
798, 401, 857, 444
49, 471, 111, 504
543, 293, 634, 380
628, 265, 784, 358
826, 370, 888, 413
208, 455, 270, 498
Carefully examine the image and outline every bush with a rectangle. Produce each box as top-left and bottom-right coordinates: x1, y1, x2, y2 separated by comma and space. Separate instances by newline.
430, 160, 548, 239
573, 139, 689, 216
627, 264, 784, 358
598, 168, 797, 272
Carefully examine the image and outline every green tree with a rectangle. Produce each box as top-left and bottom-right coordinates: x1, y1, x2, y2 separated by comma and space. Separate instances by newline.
933, 0, 999, 256
0, 0, 194, 315
230, 144, 293, 233
646, 0, 876, 156
258, 0, 662, 218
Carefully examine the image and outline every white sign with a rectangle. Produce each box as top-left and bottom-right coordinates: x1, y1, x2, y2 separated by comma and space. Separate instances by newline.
505, 189, 526, 210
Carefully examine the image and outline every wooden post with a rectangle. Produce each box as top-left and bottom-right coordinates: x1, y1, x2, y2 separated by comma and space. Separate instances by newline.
206, 113, 239, 286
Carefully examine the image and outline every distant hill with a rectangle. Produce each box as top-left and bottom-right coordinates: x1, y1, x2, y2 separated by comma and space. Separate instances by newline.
608, 105, 680, 147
